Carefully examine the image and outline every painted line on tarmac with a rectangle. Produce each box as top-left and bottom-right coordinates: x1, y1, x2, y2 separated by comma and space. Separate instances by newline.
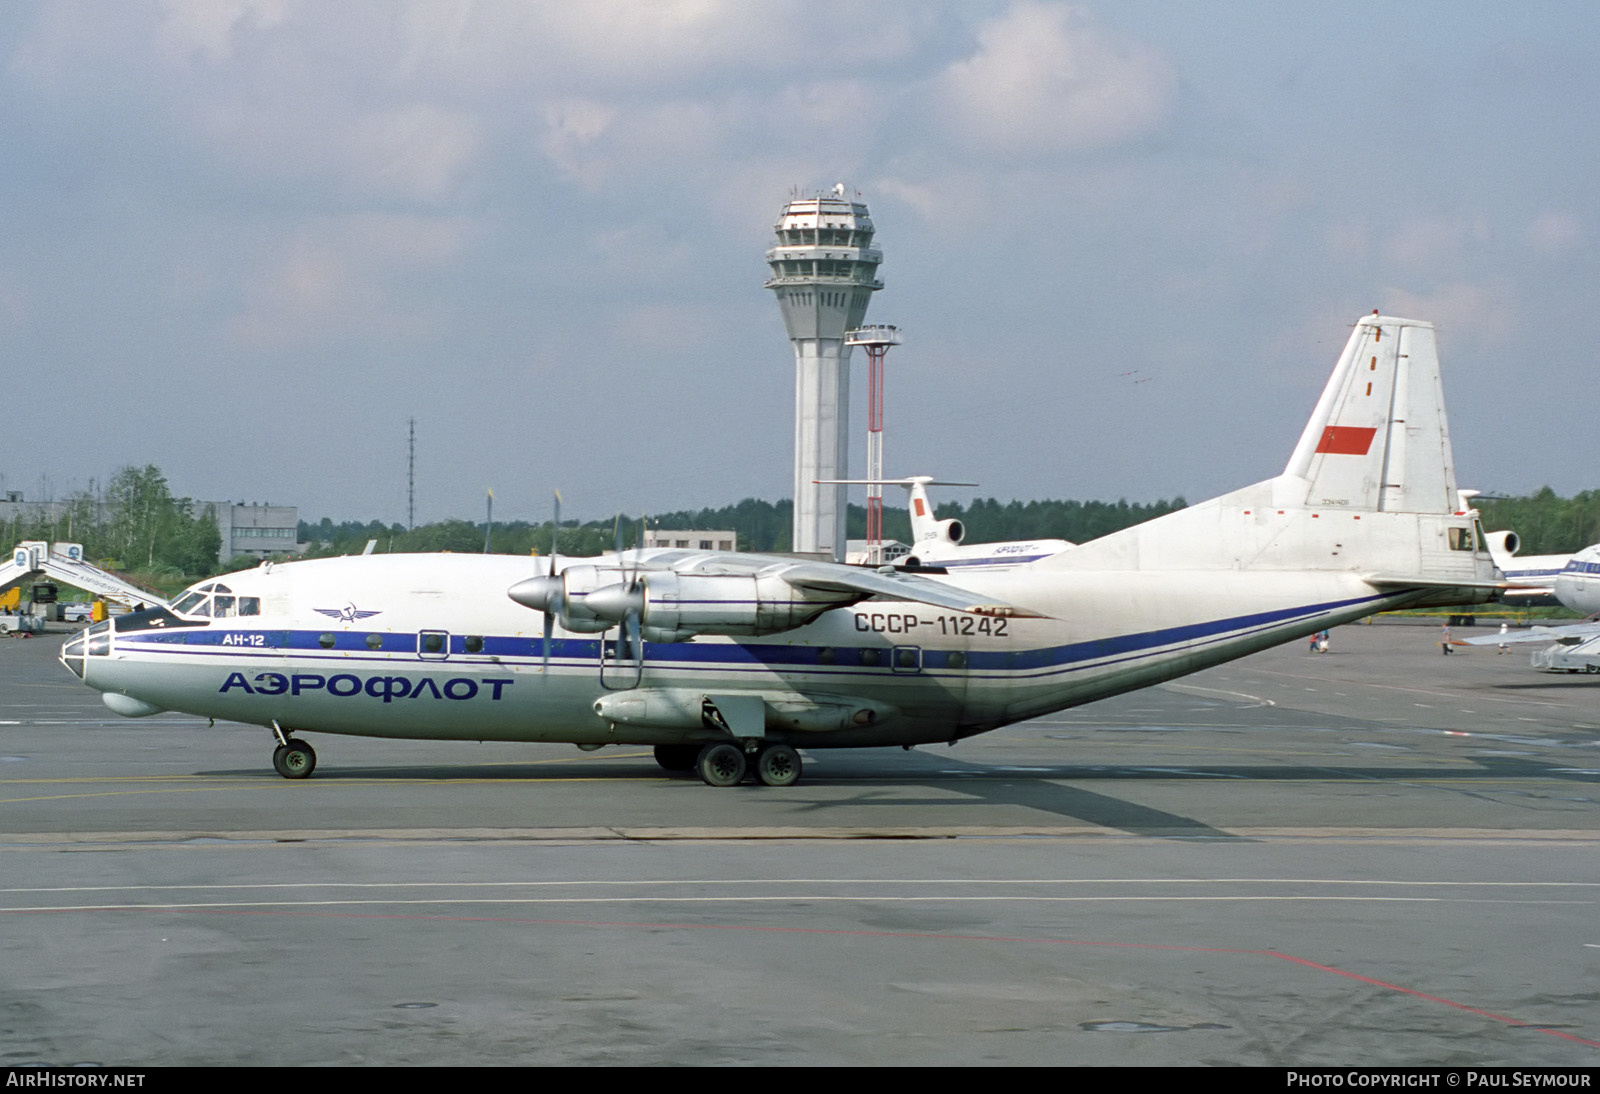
7, 877, 1598, 895
2, 900, 1595, 1049
2, 826, 1598, 845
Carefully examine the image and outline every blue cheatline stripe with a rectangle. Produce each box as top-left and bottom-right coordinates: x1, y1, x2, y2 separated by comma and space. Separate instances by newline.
109, 591, 1396, 681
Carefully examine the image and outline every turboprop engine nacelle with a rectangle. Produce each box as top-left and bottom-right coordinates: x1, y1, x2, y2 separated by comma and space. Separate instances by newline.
587, 571, 856, 641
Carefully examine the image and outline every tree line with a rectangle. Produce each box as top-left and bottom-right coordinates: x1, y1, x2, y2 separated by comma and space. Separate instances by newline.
8, 462, 1589, 581
1474, 489, 1600, 556
3, 465, 221, 580
297, 489, 1600, 560
298, 494, 1190, 557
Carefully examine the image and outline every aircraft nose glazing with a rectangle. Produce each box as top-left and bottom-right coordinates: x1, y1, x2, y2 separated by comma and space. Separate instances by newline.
59, 633, 86, 678
58, 621, 110, 679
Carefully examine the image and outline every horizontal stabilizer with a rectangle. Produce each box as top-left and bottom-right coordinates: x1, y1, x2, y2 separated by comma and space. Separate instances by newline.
1362, 575, 1519, 591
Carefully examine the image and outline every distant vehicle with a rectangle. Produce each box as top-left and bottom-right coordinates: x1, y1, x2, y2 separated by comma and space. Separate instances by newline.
0, 612, 44, 635
61, 603, 94, 623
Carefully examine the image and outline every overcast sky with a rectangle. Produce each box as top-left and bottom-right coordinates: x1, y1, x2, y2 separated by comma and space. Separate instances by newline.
2, 1, 1595, 526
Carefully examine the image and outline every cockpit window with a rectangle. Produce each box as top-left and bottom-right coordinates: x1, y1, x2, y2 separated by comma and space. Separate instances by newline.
171, 591, 207, 616
171, 585, 258, 619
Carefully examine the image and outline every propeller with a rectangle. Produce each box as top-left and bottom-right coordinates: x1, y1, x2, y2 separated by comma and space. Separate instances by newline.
586, 516, 646, 680
506, 492, 565, 672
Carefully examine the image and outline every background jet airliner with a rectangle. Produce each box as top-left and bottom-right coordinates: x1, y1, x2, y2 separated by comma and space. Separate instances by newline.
818, 476, 1075, 569
1461, 541, 1600, 665
1481, 529, 1573, 607
62, 315, 1503, 786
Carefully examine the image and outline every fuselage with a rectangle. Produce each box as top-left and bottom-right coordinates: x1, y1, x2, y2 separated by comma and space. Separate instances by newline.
1553, 545, 1600, 616
63, 544, 1448, 751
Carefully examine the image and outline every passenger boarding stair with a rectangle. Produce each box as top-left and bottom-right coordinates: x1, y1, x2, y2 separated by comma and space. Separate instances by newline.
3, 542, 169, 610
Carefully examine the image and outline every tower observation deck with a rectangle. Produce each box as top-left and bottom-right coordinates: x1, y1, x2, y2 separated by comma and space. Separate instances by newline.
765, 186, 884, 560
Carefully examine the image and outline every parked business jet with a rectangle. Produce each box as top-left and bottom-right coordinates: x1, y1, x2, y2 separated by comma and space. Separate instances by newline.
63, 315, 1503, 786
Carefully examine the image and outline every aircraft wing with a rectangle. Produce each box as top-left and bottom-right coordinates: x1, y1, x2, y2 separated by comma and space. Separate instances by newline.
512, 549, 1045, 643
776, 562, 1045, 618
1458, 622, 1600, 647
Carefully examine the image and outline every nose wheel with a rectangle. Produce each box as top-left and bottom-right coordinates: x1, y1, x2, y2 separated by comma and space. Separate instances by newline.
272, 739, 317, 779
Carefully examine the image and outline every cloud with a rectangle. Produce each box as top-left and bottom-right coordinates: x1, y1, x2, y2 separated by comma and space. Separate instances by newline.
156, 0, 287, 64
934, 2, 1176, 158
1526, 210, 1583, 256
1384, 214, 1492, 269
226, 214, 475, 349
1382, 281, 1514, 347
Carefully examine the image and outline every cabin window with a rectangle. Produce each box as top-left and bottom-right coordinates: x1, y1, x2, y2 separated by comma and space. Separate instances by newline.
1448, 527, 1475, 551
858, 648, 880, 666
318, 633, 335, 649
212, 596, 236, 617
816, 647, 835, 665
366, 634, 384, 650
464, 635, 484, 654
238, 597, 260, 617
946, 651, 966, 669
418, 630, 450, 660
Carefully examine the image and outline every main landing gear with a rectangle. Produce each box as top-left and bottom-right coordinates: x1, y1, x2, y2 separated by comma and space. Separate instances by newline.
663, 741, 802, 788
269, 723, 317, 780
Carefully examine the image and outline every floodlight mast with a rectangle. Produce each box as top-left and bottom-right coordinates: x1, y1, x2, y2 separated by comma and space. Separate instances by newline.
845, 325, 903, 564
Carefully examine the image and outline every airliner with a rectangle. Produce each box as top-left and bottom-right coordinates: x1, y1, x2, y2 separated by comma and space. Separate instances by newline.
1481, 529, 1572, 607
1461, 542, 1600, 663
819, 476, 1075, 569
62, 315, 1503, 787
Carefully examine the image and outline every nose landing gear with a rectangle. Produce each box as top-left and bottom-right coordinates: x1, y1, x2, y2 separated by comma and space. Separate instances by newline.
269, 721, 317, 779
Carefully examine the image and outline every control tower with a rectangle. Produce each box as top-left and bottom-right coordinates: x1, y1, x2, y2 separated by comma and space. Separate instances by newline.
765, 185, 884, 560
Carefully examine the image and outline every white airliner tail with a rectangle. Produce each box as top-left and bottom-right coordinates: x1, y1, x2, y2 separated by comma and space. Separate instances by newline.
1276, 314, 1459, 514
1041, 315, 1493, 587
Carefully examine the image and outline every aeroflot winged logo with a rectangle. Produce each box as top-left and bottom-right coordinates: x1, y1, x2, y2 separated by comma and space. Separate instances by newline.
313, 603, 382, 623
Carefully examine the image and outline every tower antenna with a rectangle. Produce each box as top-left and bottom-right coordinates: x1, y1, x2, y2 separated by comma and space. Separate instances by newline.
845, 325, 903, 564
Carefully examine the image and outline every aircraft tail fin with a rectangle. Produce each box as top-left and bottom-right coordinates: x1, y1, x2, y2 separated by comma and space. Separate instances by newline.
1277, 314, 1460, 515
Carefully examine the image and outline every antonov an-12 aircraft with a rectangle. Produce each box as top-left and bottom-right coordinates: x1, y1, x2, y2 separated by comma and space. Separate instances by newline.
62, 314, 1504, 787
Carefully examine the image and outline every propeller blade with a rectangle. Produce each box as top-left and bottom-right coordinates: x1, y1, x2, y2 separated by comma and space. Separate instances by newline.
542, 611, 554, 674
544, 490, 563, 674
